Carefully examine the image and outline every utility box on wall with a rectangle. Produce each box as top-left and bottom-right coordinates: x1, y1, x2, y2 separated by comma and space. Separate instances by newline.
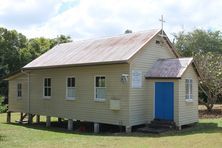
110, 99, 120, 110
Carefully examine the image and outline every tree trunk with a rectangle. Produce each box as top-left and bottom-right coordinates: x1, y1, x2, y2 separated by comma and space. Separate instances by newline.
206, 104, 214, 112
199, 98, 214, 112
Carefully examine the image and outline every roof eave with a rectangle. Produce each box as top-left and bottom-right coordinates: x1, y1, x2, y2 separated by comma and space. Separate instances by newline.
192, 61, 202, 79
179, 58, 202, 79
145, 77, 181, 79
160, 31, 180, 58
3, 70, 22, 81
22, 60, 128, 70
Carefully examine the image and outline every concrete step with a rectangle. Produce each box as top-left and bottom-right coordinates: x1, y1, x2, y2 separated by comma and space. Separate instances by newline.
149, 123, 174, 129
152, 119, 174, 124
137, 126, 170, 134
149, 119, 176, 129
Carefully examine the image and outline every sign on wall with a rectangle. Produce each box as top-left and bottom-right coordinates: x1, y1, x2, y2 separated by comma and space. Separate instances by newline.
132, 70, 142, 88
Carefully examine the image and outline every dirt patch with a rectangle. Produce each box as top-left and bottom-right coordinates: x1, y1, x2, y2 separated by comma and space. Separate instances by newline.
199, 104, 222, 119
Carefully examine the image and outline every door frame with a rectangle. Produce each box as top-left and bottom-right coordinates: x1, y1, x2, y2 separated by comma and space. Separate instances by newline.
153, 81, 174, 121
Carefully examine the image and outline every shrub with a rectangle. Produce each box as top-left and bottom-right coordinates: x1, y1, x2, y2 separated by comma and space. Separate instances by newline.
0, 96, 8, 113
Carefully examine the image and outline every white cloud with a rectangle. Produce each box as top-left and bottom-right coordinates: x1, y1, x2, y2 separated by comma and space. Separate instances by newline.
1, 0, 222, 41
0, 0, 61, 28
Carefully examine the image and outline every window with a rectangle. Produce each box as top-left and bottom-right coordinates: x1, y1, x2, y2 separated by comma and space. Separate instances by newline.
95, 76, 106, 101
17, 83, 22, 97
43, 78, 51, 98
185, 79, 192, 100
66, 77, 76, 99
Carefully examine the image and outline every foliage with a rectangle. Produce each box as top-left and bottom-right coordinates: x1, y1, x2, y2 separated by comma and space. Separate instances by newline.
173, 29, 222, 56
194, 52, 222, 110
0, 96, 7, 113
0, 27, 72, 96
173, 29, 222, 111
0, 28, 27, 95
20, 35, 72, 67
0, 104, 7, 113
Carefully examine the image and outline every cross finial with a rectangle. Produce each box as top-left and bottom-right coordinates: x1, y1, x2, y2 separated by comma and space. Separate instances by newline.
159, 15, 165, 35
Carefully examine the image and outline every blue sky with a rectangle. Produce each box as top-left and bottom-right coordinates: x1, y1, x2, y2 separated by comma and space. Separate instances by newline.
0, 0, 221, 41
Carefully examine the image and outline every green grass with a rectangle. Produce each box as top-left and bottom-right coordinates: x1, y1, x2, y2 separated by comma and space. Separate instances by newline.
0, 113, 222, 148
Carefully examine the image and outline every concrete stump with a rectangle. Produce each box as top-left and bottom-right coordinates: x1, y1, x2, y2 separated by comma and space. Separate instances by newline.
125, 126, 132, 133
68, 119, 73, 131
46, 116, 51, 127
94, 123, 100, 133
36, 115, 40, 123
7, 111, 11, 123
28, 114, 33, 124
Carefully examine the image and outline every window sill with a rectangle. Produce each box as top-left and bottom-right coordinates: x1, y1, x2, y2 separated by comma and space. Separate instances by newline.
17, 97, 22, 100
43, 97, 51, 99
94, 98, 106, 102
185, 99, 193, 102
65, 97, 76, 101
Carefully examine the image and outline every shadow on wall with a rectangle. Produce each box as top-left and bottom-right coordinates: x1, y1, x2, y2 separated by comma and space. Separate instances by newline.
3, 121, 222, 138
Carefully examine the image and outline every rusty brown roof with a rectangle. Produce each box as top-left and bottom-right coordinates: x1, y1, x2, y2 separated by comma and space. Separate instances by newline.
23, 29, 161, 69
145, 58, 193, 79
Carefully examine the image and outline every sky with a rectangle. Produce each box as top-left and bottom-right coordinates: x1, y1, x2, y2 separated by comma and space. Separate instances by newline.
0, 0, 221, 41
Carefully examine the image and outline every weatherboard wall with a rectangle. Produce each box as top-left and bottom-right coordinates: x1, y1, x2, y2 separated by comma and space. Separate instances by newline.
178, 65, 199, 126
8, 74, 28, 112
128, 35, 177, 126
8, 64, 130, 126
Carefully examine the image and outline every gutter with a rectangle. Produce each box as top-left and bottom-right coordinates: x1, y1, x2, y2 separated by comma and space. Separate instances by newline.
21, 70, 30, 114
22, 60, 128, 70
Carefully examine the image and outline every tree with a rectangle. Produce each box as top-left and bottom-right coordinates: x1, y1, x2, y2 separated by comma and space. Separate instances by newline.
195, 52, 222, 111
0, 26, 72, 96
173, 29, 222, 111
20, 35, 72, 65
51, 35, 72, 47
0, 27, 28, 95
173, 29, 222, 56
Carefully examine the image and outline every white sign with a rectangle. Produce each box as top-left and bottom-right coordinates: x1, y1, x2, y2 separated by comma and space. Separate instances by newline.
132, 70, 142, 88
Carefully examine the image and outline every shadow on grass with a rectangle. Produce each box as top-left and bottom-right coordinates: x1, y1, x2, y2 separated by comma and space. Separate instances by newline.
153, 122, 222, 137
0, 135, 6, 141
3, 120, 222, 138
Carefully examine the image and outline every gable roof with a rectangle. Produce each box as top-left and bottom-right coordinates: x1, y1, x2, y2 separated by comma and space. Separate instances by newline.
145, 57, 194, 79
23, 29, 171, 69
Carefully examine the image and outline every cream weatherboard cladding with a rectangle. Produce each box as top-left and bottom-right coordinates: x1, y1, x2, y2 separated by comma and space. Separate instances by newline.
129, 35, 177, 126
9, 64, 130, 126
178, 65, 198, 126
8, 75, 28, 112
6, 29, 199, 129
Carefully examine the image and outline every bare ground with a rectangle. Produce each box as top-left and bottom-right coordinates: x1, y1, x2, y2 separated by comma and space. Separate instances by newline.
199, 104, 222, 119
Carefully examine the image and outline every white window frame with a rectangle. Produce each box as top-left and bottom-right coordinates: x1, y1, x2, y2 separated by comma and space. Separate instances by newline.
43, 77, 52, 99
94, 75, 106, 101
17, 83, 22, 99
66, 76, 76, 100
185, 78, 193, 101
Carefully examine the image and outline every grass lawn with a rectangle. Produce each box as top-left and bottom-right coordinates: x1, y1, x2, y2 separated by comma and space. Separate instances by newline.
0, 113, 222, 148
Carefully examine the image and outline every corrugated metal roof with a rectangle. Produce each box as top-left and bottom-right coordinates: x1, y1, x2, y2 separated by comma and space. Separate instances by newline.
23, 29, 160, 69
145, 58, 193, 78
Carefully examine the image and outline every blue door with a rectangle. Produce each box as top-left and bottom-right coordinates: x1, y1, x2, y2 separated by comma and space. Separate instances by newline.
155, 82, 174, 120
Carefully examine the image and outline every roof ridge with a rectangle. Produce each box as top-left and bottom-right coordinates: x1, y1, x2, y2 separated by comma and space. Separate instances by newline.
59, 29, 160, 46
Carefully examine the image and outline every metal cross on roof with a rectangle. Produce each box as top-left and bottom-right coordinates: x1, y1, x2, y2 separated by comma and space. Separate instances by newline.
159, 15, 165, 35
